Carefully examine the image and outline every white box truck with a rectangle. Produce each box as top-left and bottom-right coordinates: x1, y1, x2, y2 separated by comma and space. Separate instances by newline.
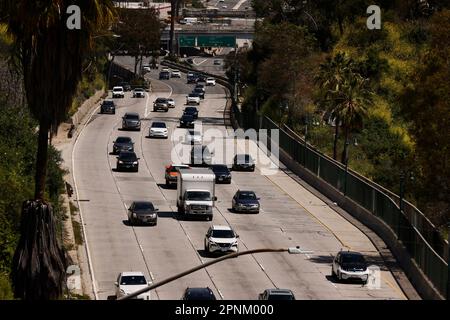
177, 168, 216, 220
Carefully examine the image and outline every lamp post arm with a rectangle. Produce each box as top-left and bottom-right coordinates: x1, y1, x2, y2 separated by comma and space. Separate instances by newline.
118, 248, 288, 300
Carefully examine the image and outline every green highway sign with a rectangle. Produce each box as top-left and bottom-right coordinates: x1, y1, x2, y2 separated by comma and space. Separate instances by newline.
178, 35, 236, 48
197, 35, 236, 47
179, 35, 196, 47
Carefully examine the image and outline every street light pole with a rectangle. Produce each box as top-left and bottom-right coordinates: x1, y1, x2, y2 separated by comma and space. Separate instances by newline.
447, 221, 450, 300
118, 246, 312, 300
399, 171, 405, 213
344, 139, 350, 196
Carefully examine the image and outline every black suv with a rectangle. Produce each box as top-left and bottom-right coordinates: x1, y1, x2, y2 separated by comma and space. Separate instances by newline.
179, 114, 195, 128
210, 164, 231, 184
122, 112, 141, 131
181, 287, 216, 300
190, 145, 212, 166
127, 201, 158, 226
153, 97, 169, 112
100, 100, 116, 114
187, 73, 197, 84
113, 136, 134, 154
192, 87, 205, 99
116, 151, 139, 172
183, 106, 199, 119
119, 82, 131, 92
232, 154, 255, 171
159, 71, 170, 80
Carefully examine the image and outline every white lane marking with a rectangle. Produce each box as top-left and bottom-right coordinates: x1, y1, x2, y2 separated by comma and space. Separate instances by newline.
72, 101, 103, 300
150, 272, 155, 281
193, 58, 208, 66
217, 288, 224, 300
144, 92, 151, 117
233, 0, 247, 10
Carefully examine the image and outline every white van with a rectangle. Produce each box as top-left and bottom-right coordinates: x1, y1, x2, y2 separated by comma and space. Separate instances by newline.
180, 17, 198, 25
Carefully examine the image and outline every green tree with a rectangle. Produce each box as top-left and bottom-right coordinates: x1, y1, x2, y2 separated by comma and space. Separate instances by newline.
0, 0, 115, 300
315, 52, 373, 163
113, 7, 161, 75
315, 52, 354, 160
399, 9, 450, 230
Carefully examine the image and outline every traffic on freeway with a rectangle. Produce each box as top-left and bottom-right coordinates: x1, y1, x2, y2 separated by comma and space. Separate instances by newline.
73, 58, 406, 300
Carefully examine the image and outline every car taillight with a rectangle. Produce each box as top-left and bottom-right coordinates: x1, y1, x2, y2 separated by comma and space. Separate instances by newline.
169, 172, 178, 177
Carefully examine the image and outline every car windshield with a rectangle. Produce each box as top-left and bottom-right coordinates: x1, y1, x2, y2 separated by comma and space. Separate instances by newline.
185, 289, 216, 300
119, 153, 137, 160
155, 98, 166, 103
152, 122, 166, 128
212, 165, 228, 173
342, 254, 366, 265
135, 88, 144, 92
207, 78, 214, 81
268, 294, 295, 300
102, 101, 114, 105
189, 93, 199, 97
133, 202, 154, 211
211, 229, 235, 238
182, 115, 194, 121
125, 114, 139, 120
185, 107, 197, 112
116, 137, 131, 143
113, 88, 122, 91
235, 154, 253, 163
238, 192, 256, 200
186, 191, 211, 201
120, 275, 146, 285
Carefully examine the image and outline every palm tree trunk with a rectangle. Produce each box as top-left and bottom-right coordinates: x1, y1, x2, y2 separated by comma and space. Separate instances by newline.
341, 128, 349, 164
169, 1, 176, 55
333, 116, 339, 160
134, 55, 139, 76
34, 120, 49, 199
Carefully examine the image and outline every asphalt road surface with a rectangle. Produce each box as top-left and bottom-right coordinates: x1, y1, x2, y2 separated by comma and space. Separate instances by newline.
72, 58, 407, 300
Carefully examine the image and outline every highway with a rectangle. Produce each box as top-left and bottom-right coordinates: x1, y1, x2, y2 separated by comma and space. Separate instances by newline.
72, 57, 407, 300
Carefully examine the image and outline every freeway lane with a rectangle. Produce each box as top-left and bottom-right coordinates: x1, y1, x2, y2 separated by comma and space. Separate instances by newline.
73, 62, 406, 299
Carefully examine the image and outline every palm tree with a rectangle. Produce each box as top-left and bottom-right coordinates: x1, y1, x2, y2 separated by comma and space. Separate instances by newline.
0, 0, 115, 300
334, 73, 373, 165
315, 52, 353, 160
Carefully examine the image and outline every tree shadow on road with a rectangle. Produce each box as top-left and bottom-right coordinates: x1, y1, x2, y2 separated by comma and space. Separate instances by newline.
157, 183, 175, 190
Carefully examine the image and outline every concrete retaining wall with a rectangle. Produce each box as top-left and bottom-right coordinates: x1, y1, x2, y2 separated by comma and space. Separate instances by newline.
70, 90, 105, 128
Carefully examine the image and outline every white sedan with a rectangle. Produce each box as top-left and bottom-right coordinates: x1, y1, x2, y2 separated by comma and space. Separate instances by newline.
206, 78, 216, 86
166, 98, 175, 108
171, 69, 181, 78
132, 88, 145, 98
149, 121, 168, 138
115, 271, 151, 300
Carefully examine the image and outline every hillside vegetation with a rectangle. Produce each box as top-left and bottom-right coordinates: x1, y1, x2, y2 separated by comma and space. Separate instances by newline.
230, 0, 450, 234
